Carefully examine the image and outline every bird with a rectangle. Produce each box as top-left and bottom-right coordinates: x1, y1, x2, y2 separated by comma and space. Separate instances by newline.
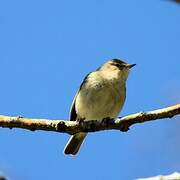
64, 59, 136, 155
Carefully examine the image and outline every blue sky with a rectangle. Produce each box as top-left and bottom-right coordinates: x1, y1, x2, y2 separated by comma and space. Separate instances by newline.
0, 0, 180, 180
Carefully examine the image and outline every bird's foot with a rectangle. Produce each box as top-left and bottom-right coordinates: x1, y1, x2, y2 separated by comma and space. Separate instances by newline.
119, 122, 130, 132
77, 118, 86, 127
102, 117, 112, 127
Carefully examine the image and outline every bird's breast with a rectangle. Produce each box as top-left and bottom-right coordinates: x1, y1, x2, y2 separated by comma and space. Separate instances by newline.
75, 78, 126, 120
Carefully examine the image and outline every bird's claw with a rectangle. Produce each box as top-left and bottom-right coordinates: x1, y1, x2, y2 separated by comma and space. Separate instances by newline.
119, 123, 130, 132
102, 117, 111, 126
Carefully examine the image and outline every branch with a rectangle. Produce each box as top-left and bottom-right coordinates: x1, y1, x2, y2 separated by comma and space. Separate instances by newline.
136, 172, 180, 180
0, 104, 180, 135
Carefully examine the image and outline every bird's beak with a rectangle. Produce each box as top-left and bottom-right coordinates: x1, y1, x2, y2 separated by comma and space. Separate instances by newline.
127, 64, 136, 69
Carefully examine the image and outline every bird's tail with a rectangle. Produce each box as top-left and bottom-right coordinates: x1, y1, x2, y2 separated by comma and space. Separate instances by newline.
64, 132, 87, 155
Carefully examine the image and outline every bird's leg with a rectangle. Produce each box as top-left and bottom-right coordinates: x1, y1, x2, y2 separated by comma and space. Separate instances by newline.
77, 118, 85, 127
102, 117, 112, 127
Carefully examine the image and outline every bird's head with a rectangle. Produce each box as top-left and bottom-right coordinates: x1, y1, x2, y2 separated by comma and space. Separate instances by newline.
99, 59, 136, 81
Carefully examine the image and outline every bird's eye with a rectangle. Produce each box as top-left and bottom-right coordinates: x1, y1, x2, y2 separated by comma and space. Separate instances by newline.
117, 64, 123, 69
111, 62, 124, 69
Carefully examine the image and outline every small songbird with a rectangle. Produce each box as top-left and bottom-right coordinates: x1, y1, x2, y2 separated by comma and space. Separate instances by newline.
64, 59, 136, 155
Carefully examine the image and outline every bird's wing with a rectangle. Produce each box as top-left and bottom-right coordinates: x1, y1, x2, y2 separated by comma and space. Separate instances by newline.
69, 91, 78, 121
69, 72, 91, 121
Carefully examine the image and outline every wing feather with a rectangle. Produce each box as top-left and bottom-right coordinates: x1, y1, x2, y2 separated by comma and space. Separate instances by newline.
69, 72, 91, 121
